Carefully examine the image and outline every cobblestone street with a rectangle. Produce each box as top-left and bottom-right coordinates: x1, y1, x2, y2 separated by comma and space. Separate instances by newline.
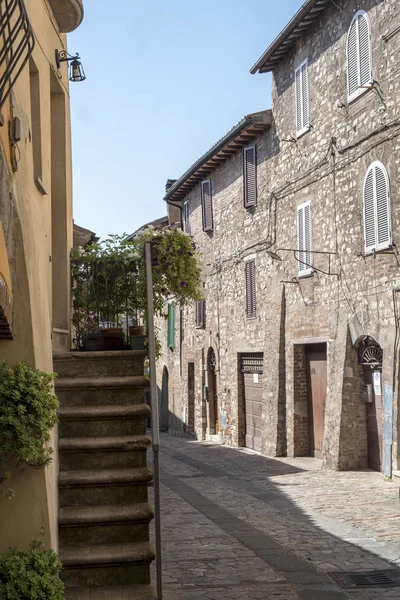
150, 434, 400, 600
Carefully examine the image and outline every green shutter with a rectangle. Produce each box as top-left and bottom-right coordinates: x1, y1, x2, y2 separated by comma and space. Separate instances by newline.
167, 303, 175, 349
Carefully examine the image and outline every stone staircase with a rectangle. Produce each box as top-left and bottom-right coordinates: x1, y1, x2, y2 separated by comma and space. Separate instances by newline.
53, 350, 155, 600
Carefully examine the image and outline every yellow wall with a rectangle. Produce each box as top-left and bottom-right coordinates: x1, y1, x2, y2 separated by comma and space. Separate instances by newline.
0, 0, 81, 552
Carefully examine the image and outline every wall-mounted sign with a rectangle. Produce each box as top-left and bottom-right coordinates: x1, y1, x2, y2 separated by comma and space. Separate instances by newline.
220, 414, 227, 429
373, 371, 381, 397
253, 373, 259, 384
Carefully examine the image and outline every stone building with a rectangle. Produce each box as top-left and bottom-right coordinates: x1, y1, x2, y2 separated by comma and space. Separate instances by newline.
158, 0, 400, 476
0, 0, 84, 551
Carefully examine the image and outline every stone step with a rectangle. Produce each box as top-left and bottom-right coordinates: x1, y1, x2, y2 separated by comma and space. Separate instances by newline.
59, 435, 151, 470
59, 503, 154, 546
55, 376, 149, 407
65, 585, 156, 600
60, 542, 154, 588
59, 468, 153, 507
58, 404, 150, 438
53, 351, 147, 379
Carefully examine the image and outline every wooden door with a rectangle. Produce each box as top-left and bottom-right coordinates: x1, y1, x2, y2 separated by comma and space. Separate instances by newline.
187, 363, 195, 433
242, 372, 263, 452
306, 345, 327, 458
365, 370, 383, 471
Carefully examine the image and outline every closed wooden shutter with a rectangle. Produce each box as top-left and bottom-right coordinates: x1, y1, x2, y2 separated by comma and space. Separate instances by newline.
195, 301, 206, 329
295, 60, 309, 135
183, 200, 191, 235
363, 162, 391, 253
347, 11, 372, 100
201, 180, 213, 232
244, 146, 257, 208
167, 303, 175, 349
245, 260, 256, 318
297, 201, 312, 276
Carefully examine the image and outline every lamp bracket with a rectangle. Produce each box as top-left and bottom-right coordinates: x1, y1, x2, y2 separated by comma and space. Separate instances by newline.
55, 50, 81, 69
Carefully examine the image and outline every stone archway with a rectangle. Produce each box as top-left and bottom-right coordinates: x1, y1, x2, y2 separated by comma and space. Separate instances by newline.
207, 348, 218, 434
356, 336, 384, 471
160, 366, 169, 432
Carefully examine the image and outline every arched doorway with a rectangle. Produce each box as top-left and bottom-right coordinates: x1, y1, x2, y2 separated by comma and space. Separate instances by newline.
207, 348, 218, 434
160, 366, 169, 432
358, 337, 383, 471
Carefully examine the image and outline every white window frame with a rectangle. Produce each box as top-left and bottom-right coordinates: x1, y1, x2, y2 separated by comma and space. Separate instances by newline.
363, 161, 391, 254
297, 200, 313, 277
347, 10, 373, 103
295, 58, 310, 138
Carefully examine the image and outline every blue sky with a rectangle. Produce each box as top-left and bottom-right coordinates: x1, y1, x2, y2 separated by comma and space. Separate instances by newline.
69, 0, 304, 239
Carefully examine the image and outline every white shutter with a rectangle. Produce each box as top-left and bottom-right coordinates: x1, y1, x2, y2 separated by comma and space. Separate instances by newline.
363, 162, 391, 253
295, 66, 302, 133
347, 11, 372, 101
295, 60, 309, 136
297, 201, 312, 276
301, 62, 309, 129
244, 146, 257, 208
347, 19, 358, 98
358, 13, 371, 87
363, 169, 375, 252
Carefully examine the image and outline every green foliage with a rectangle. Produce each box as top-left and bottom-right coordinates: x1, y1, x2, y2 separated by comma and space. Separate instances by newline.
0, 362, 58, 499
0, 540, 64, 600
71, 227, 204, 350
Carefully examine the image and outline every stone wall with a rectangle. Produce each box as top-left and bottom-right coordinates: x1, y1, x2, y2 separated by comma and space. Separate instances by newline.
157, 0, 400, 473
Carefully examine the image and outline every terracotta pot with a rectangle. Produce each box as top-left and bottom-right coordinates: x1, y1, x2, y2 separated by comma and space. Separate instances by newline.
101, 328, 124, 351
129, 326, 146, 336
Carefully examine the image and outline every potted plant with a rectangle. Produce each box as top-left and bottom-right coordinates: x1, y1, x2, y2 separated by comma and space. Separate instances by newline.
71, 228, 204, 352
0, 539, 64, 599
0, 362, 58, 499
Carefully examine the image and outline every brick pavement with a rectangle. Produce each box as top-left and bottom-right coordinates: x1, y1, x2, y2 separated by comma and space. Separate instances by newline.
150, 434, 400, 599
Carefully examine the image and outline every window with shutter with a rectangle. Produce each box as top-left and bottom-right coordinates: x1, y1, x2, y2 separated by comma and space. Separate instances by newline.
195, 301, 206, 329
363, 161, 391, 254
295, 59, 310, 137
183, 200, 191, 235
297, 201, 312, 276
245, 260, 256, 318
347, 11, 372, 102
243, 146, 257, 208
167, 303, 175, 349
201, 180, 213, 232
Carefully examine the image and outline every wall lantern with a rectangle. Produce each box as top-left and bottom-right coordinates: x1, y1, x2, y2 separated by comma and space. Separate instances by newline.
55, 50, 86, 82
266, 248, 338, 276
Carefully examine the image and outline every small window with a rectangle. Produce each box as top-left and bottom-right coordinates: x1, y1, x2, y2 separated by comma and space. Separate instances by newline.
183, 200, 191, 235
243, 146, 257, 208
295, 59, 309, 137
201, 180, 213, 232
297, 201, 312, 276
167, 303, 175, 349
363, 161, 391, 254
347, 11, 372, 102
195, 301, 206, 329
29, 59, 44, 192
245, 260, 256, 318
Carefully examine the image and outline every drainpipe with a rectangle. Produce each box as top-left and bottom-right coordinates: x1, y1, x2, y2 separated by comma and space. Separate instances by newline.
164, 179, 183, 228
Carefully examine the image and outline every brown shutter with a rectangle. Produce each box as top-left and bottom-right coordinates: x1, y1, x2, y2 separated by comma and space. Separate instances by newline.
202, 181, 213, 232
195, 301, 206, 328
245, 260, 256, 318
244, 146, 257, 208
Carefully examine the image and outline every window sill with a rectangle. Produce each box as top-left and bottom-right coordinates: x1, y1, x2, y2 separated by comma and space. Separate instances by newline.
296, 126, 310, 139
245, 316, 257, 320
363, 244, 394, 257
298, 270, 314, 280
348, 84, 373, 105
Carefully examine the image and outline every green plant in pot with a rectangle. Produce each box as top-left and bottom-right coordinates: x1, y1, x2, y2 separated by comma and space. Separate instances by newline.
0, 539, 64, 599
0, 362, 58, 499
71, 227, 204, 353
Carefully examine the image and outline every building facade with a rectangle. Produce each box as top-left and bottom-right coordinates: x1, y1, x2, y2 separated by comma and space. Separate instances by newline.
158, 0, 400, 475
0, 0, 84, 551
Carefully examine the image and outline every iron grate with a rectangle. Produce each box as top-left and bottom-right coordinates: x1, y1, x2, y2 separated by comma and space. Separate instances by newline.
329, 570, 400, 589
